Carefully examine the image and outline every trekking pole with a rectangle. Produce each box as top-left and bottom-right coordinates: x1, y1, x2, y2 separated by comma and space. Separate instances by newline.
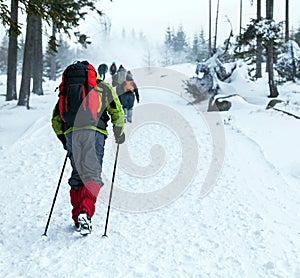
102, 143, 120, 237
42, 153, 68, 237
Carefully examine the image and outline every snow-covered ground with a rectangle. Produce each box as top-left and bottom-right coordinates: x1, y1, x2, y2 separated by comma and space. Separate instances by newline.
0, 63, 300, 277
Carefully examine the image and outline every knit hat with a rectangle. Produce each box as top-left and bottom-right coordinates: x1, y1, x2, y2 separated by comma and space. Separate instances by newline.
126, 71, 133, 81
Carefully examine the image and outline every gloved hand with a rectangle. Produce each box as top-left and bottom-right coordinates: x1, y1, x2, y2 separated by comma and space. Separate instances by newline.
116, 132, 125, 144
57, 134, 67, 150
113, 126, 125, 144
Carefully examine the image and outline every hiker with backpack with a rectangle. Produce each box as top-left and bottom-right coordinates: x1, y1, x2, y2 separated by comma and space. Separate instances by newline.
51, 60, 125, 235
113, 64, 127, 95
119, 70, 140, 123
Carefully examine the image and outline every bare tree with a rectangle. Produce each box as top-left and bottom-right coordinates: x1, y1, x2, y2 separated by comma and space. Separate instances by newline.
100, 14, 111, 39
144, 48, 154, 69
6, 0, 18, 101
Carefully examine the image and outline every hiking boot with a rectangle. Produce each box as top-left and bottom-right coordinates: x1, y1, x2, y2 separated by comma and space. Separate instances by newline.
74, 222, 80, 232
78, 212, 92, 235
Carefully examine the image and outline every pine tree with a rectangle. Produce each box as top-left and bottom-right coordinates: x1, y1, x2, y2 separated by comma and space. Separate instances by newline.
163, 26, 174, 65
56, 38, 76, 68
191, 34, 199, 59
164, 26, 189, 64
0, 35, 8, 74
276, 40, 299, 82
235, 18, 283, 81
173, 25, 187, 52
164, 26, 173, 49
44, 36, 74, 79
292, 27, 300, 47
17, 36, 25, 73
189, 30, 208, 62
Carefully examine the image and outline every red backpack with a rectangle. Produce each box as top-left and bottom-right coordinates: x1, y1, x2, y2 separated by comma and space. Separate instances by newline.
58, 61, 99, 127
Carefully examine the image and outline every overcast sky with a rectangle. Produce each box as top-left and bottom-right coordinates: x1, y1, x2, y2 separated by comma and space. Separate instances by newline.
99, 0, 300, 44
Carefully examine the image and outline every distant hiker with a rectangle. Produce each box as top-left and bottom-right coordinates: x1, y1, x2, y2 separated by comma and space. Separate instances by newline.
109, 62, 117, 76
110, 62, 118, 87
113, 65, 127, 95
119, 70, 140, 123
98, 63, 108, 80
117, 65, 126, 84
51, 60, 125, 235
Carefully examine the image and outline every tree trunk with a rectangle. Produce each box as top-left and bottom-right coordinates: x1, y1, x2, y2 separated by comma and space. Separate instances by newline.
265, 0, 270, 73
32, 15, 43, 95
239, 0, 242, 38
285, 0, 289, 42
208, 0, 212, 57
18, 14, 35, 107
256, 0, 262, 78
6, 0, 18, 101
290, 42, 296, 82
267, 39, 279, 97
49, 22, 57, 81
213, 0, 220, 54
266, 0, 279, 98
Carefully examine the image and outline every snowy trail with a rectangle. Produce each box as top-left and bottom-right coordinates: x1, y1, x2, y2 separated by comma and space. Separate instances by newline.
202, 126, 300, 276
0, 89, 213, 277
1, 87, 300, 277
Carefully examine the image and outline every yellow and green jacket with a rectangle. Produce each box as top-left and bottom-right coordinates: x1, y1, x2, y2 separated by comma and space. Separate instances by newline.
51, 80, 124, 138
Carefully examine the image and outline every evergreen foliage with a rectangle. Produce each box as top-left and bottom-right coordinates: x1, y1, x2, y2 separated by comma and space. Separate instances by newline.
276, 40, 300, 82
0, 35, 8, 74
235, 18, 283, 60
44, 37, 75, 79
163, 26, 208, 65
